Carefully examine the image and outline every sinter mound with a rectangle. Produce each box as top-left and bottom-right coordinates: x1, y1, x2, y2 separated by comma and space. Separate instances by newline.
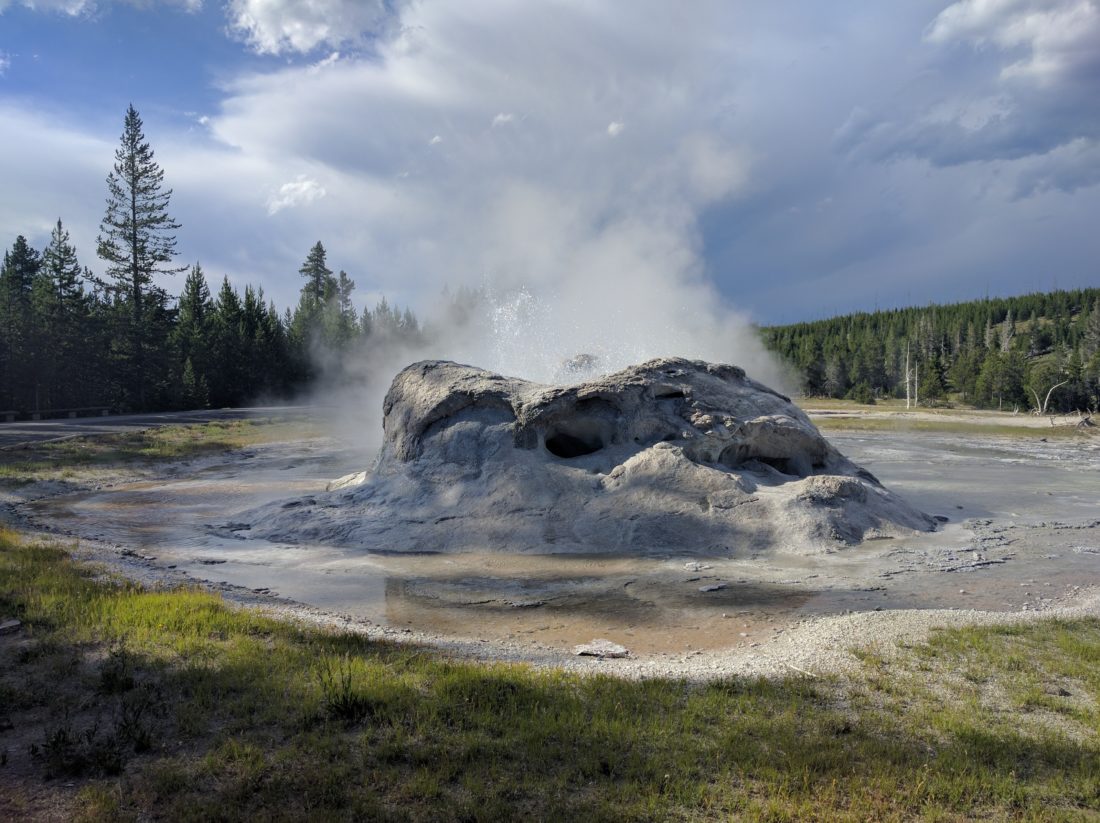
251, 358, 935, 554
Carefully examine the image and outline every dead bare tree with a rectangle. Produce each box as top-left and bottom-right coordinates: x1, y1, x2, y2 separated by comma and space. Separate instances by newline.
1029, 379, 1069, 416
905, 342, 911, 409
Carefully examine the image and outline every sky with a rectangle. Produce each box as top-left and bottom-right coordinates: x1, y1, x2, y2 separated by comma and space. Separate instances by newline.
0, 0, 1097, 327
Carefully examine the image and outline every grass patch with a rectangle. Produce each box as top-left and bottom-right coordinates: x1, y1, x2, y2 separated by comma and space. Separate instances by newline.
1, 532, 1099, 820
810, 415, 1081, 438
0, 418, 321, 485
800, 397, 1094, 438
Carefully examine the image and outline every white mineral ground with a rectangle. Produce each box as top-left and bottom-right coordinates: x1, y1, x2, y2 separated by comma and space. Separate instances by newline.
7, 359, 1100, 680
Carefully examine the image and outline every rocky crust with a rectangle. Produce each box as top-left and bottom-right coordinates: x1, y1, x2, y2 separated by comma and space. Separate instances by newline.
248, 358, 936, 554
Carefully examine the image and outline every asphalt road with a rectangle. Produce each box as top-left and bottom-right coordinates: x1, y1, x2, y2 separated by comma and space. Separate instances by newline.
0, 406, 311, 449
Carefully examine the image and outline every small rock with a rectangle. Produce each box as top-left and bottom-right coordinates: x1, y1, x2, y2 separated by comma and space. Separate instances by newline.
574, 639, 630, 658
0, 619, 21, 635
699, 583, 727, 593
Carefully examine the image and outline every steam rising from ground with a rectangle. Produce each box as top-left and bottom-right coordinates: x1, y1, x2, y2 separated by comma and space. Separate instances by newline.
308, 154, 788, 455
280, 3, 788, 453
318, 274, 786, 456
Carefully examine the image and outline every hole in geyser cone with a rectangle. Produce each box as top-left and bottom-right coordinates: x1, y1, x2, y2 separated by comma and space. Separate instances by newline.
545, 430, 604, 458
719, 444, 811, 478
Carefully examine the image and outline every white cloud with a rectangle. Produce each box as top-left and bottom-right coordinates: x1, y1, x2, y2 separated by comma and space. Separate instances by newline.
0, 0, 93, 13
1013, 137, 1100, 196
199, 0, 779, 383
839, 0, 1100, 195
0, 0, 202, 14
5, 0, 1098, 337
676, 134, 751, 204
266, 175, 326, 215
927, 0, 1100, 85
0, 52, 9, 75
606, 121, 624, 137
310, 51, 341, 72
226, 0, 394, 55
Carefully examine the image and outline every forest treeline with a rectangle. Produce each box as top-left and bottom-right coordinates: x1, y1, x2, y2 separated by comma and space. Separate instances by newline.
0, 106, 421, 417
0, 231, 422, 415
761, 288, 1100, 413
4, 107, 1098, 419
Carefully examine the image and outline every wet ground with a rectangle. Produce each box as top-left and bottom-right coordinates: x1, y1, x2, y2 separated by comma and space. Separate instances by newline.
0, 406, 305, 448
27, 427, 1100, 658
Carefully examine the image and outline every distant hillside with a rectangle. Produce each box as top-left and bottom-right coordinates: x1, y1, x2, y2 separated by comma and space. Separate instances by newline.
760, 288, 1100, 413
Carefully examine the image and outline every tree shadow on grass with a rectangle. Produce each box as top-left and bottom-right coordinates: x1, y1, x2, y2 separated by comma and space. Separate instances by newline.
3, 539, 1099, 821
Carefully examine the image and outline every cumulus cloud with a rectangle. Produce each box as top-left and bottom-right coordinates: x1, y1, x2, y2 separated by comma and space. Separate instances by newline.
203, 0, 776, 384
0, 102, 114, 263
266, 175, 326, 215
226, 0, 395, 55
677, 134, 751, 204
1012, 137, 1100, 197
0, 0, 92, 12
927, 0, 1100, 84
3, 0, 1097, 336
837, 0, 1100, 198
0, 0, 201, 13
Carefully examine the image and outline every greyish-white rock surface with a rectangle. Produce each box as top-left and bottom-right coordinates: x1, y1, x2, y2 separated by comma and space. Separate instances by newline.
247, 358, 936, 555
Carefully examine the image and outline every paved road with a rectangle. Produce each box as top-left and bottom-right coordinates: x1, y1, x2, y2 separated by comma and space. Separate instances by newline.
0, 406, 312, 449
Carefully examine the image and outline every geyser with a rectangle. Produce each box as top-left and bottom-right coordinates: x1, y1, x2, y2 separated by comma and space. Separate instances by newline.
249, 358, 935, 554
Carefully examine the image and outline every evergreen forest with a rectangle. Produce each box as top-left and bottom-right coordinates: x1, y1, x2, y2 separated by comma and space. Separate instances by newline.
761, 288, 1100, 414
0, 106, 422, 417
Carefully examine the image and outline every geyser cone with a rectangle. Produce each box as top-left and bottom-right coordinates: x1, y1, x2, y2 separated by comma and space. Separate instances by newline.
249, 358, 936, 554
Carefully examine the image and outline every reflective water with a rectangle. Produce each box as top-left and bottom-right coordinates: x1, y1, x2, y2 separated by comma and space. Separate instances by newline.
32, 430, 1100, 656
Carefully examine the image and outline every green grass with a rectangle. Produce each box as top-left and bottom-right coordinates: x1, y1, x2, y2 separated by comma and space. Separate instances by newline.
2, 531, 1099, 820
810, 415, 1082, 438
801, 397, 1094, 438
0, 419, 320, 485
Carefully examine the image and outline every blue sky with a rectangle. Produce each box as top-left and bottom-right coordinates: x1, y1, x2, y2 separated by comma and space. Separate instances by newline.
0, 0, 1097, 328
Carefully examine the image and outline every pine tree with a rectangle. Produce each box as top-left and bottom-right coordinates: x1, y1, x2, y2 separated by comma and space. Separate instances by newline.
174, 264, 213, 405
210, 277, 244, 407
1083, 300, 1100, 360
31, 221, 91, 411
332, 270, 358, 346
96, 104, 183, 410
999, 310, 1015, 352
0, 236, 41, 410
298, 241, 335, 307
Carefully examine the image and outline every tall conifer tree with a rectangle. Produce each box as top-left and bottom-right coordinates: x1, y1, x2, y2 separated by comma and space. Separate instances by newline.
0, 236, 41, 409
97, 104, 183, 409
34, 220, 89, 409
